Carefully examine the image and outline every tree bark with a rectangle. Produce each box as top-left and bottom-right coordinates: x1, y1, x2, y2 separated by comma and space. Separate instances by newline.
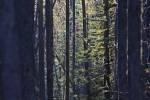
72, 0, 76, 99
0, 1, 22, 100
14, 0, 36, 99
128, 0, 144, 99
81, 0, 91, 100
117, 0, 128, 99
66, 0, 70, 99
38, 0, 46, 99
103, 1, 111, 99
45, 0, 54, 100
0, 0, 36, 100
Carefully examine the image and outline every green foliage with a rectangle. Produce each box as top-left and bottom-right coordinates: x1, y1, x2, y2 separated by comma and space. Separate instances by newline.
53, 0, 116, 99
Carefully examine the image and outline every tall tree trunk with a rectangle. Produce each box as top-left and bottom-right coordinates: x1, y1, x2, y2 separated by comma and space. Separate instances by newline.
128, 0, 144, 100
142, 0, 148, 65
38, 0, 46, 99
15, 0, 35, 99
142, 1, 149, 98
0, 0, 35, 99
45, 0, 54, 100
117, 0, 128, 99
34, 0, 40, 99
81, 0, 91, 99
16, 0, 35, 100
72, 0, 76, 99
0, 1, 22, 99
66, 0, 70, 99
114, 2, 118, 99
103, 0, 111, 99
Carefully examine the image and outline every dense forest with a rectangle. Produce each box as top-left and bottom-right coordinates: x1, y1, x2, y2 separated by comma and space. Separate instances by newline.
0, 0, 150, 100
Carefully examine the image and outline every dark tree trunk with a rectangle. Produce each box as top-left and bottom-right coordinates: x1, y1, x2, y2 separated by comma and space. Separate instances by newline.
14, 0, 36, 99
103, 0, 111, 98
72, 0, 76, 98
0, 1, 22, 100
38, 0, 46, 99
0, 0, 35, 100
114, 2, 118, 99
128, 0, 144, 100
81, 0, 91, 100
66, 0, 70, 99
45, 0, 54, 100
142, 1, 148, 65
117, 0, 128, 99
142, 1, 150, 99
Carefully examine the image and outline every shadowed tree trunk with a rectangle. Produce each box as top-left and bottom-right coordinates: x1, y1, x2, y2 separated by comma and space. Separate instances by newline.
0, 1, 22, 100
66, 0, 70, 99
45, 0, 54, 100
38, 0, 46, 99
0, 0, 35, 100
142, 1, 149, 99
117, 0, 128, 99
103, 0, 111, 99
14, 0, 36, 99
81, 0, 91, 99
128, 0, 144, 100
72, 0, 76, 99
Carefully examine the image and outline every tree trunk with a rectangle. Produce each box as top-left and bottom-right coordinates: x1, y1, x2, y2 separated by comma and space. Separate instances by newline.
45, 0, 54, 100
0, 1, 22, 99
103, 0, 111, 99
0, 0, 36, 100
38, 0, 46, 99
66, 0, 70, 99
128, 0, 144, 100
72, 0, 76, 99
117, 0, 128, 99
81, 0, 91, 99
14, 0, 36, 99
